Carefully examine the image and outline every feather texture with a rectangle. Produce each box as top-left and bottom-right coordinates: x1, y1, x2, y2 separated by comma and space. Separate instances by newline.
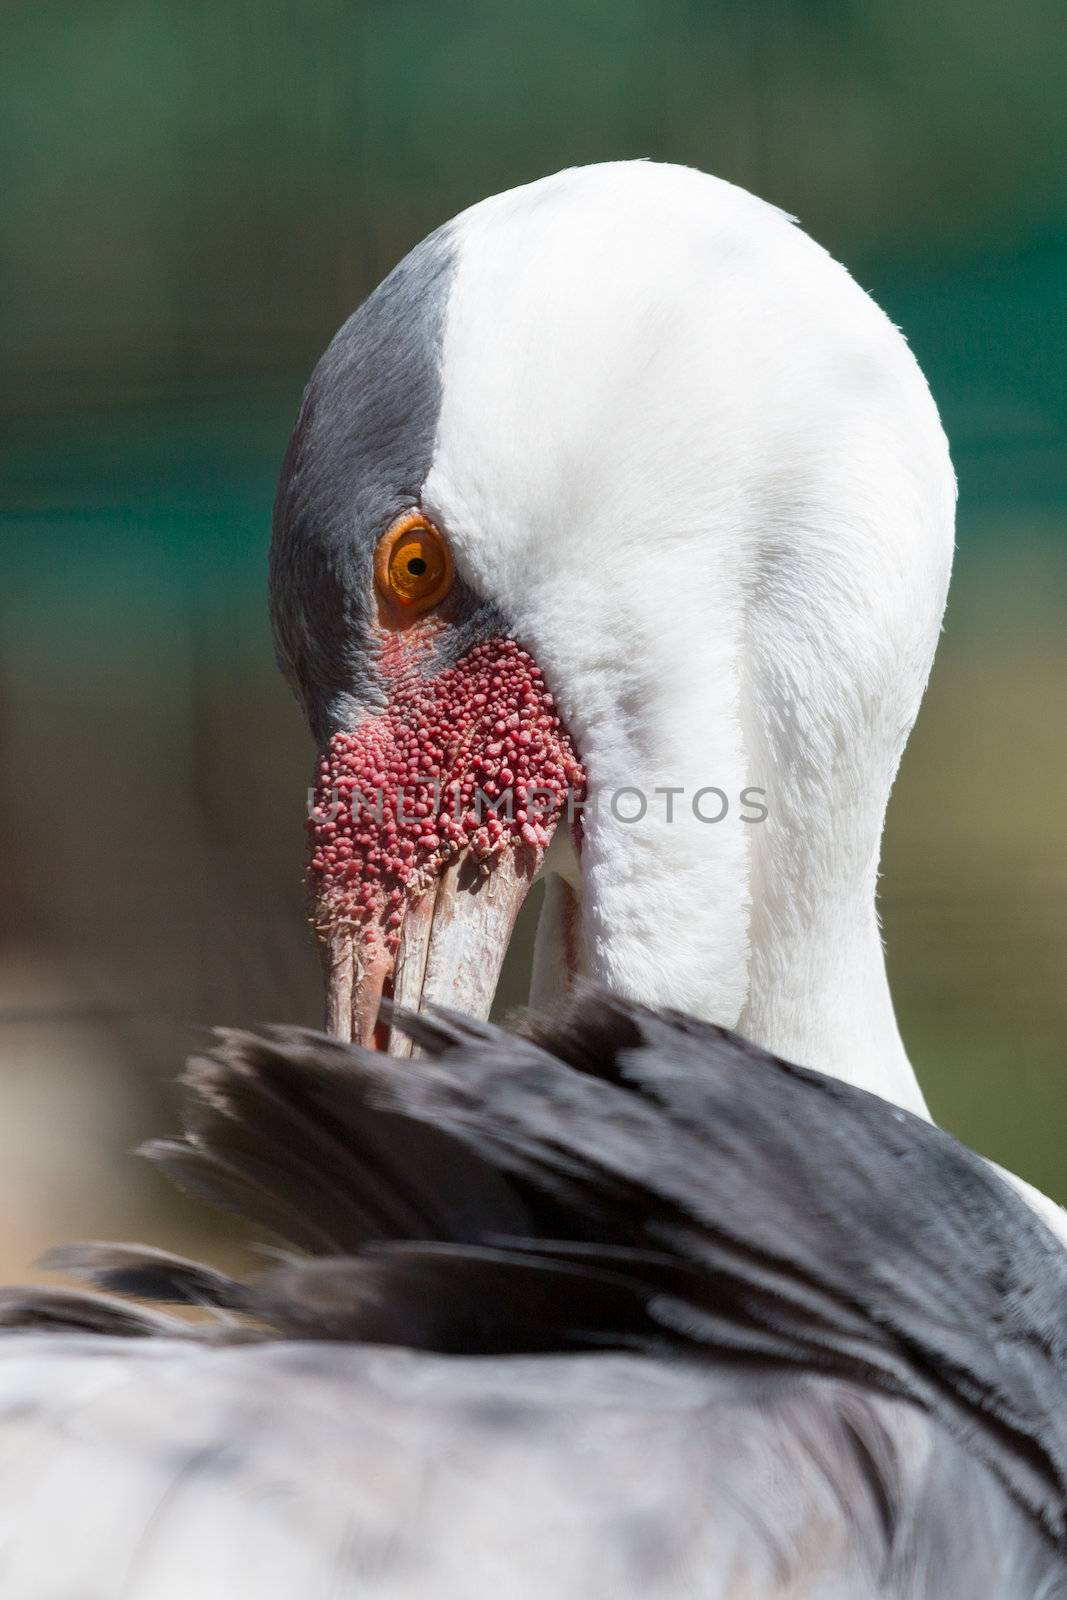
1, 992, 1065, 1598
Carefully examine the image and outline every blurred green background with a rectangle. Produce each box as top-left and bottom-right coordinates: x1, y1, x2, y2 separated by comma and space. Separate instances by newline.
0, 0, 1065, 1273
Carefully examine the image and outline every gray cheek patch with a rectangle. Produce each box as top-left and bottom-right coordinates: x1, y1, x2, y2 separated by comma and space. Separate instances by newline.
270, 224, 458, 742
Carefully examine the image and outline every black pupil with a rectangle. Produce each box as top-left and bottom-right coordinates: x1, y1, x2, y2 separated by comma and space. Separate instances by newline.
406, 556, 428, 577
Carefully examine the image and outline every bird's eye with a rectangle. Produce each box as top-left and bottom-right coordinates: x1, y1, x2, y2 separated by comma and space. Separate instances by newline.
375, 513, 454, 614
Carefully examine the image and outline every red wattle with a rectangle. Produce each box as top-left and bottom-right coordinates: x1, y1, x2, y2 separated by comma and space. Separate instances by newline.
308, 638, 585, 952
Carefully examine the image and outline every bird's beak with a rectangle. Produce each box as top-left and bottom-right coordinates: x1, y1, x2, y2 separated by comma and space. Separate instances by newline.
307, 637, 583, 1053
321, 839, 546, 1055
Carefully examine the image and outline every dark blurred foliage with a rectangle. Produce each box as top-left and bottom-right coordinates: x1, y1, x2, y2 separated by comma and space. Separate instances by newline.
0, 0, 1064, 1269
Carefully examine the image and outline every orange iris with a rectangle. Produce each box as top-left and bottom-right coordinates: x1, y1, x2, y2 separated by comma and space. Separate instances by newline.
375, 512, 455, 614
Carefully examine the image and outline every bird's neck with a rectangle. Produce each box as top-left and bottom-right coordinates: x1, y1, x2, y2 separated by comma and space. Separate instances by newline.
524, 510, 948, 1123
735, 632, 931, 1117
740, 873, 929, 1117
535, 602, 934, 1120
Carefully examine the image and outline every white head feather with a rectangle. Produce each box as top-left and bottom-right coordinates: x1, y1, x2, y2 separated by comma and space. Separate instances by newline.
422, 161, 955, 1115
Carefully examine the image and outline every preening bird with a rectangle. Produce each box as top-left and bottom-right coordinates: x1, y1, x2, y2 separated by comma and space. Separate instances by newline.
0, 161, 1065, 1597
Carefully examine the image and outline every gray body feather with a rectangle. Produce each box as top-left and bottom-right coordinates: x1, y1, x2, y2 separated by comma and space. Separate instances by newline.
0, 1340, 1061, 1599
0, 995, 1064, 1597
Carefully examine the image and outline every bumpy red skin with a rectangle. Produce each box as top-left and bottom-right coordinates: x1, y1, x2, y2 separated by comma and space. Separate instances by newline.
308, 636, 585, 955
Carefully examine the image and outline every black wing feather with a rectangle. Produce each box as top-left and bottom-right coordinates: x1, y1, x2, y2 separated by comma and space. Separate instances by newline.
3, 988, 1066, 1549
